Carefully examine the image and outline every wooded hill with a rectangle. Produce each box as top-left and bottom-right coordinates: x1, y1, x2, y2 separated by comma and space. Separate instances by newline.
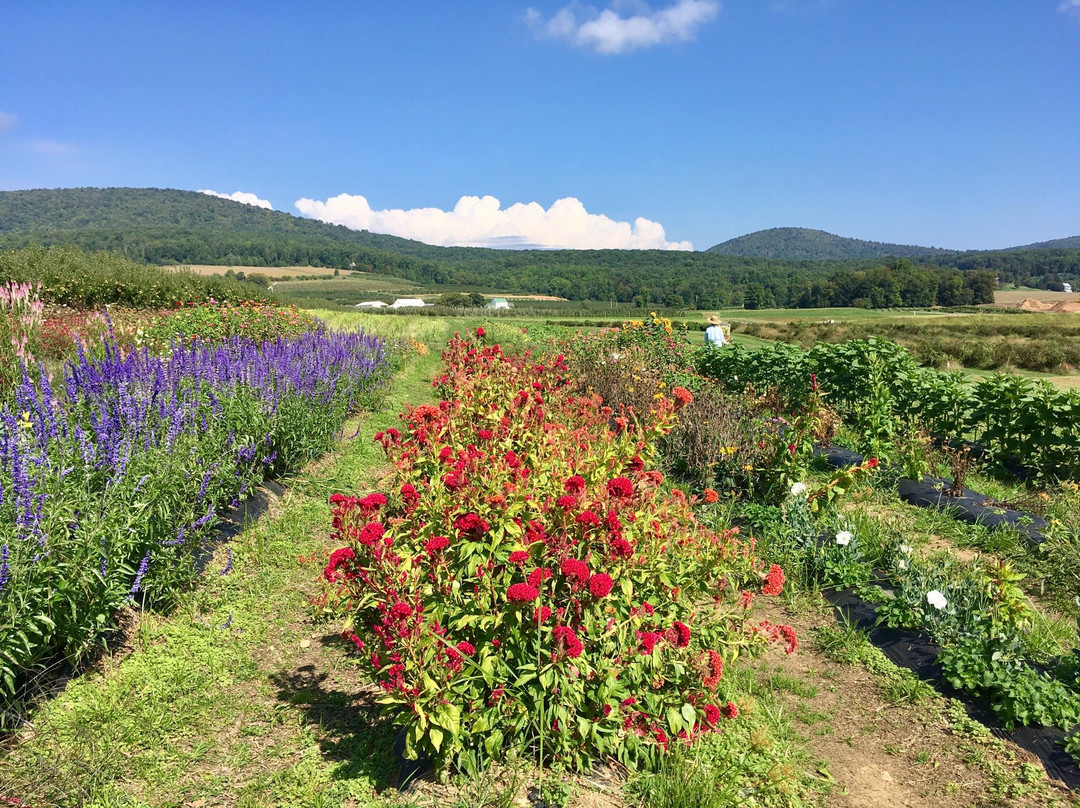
706, 227, 952, 261
0, 187, 1074, 307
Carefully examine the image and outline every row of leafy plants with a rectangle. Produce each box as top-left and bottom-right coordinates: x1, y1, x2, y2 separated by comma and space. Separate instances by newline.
557, 316, 1080, 771
316, 328, 800, 782
0, 244, 274, 309
0, 307, 392, 715
696, 338, 1080, 480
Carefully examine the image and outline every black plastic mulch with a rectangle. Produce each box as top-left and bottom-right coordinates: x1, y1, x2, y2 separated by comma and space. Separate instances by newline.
824, 588, 1079, 789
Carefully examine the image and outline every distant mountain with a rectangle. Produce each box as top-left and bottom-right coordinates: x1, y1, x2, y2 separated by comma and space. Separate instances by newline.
706, 227, 954, 261
1007, 235, 1080, 251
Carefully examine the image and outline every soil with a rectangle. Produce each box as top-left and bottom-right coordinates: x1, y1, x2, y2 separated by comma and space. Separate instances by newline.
753, 600, 1076, 807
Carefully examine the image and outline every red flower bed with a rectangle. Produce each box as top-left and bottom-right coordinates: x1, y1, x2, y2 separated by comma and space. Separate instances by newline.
318, 333, 791, 773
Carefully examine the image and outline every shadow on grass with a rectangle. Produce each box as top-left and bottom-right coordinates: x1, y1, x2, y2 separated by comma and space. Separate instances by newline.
270, 653, 401, 789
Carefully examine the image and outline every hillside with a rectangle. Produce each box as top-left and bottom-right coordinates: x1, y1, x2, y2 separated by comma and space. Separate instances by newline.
0, 187, 1047, 308
707, 227, 953, 260
1009, 235, 1080, 251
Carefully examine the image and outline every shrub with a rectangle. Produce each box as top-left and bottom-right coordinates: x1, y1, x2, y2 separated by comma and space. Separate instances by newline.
0, 281, 44, 392
318, 333, 792, 774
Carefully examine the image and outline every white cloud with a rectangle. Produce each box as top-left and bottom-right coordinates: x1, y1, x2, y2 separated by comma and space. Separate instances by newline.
0, 110, 17, 133
527, 0, 719, 54
1060, 0, 1080, 14
198, 189, 273, 209
294, 193, 693, 250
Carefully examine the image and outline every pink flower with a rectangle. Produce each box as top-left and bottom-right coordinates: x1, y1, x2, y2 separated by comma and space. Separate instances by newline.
588, 573, 613, 598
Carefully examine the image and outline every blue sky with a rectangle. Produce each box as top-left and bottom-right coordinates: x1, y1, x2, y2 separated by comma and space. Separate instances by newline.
2, 1, 1078, 251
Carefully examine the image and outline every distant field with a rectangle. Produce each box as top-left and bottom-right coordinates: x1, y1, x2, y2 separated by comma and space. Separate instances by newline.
993, 289, 1080, 307
275, 275, 421, 294
702, 307, 967, 323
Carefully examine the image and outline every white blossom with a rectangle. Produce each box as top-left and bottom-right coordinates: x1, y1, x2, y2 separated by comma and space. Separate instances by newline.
835, 531, 852, 546
789, 482, 808, 497
926, 590, 947, 610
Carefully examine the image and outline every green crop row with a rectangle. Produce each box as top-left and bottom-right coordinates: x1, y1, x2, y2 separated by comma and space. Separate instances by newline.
696, 339, 1080, 480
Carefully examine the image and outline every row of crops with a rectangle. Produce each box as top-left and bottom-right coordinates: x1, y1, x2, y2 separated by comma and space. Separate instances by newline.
696, 338, 1080, 480
0, 281, 392, 713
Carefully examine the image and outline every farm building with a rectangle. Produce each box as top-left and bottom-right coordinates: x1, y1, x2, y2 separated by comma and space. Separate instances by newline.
354, 300, 388, 309
389, 298, 428, 309
485, 297, 512, 310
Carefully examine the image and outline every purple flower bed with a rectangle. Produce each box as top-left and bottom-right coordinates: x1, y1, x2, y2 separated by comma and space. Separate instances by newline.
0, 326, 390, 709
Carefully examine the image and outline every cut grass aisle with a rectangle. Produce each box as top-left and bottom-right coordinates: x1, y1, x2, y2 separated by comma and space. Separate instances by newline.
0, 342, 445, 808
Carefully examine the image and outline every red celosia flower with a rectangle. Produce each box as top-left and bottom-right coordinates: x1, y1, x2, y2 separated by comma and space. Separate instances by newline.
702, 649, 724, 688
703, 704, 721, 727
507, 583, 540, 602
357, 522, 386, 546
534, 605, 552, 623
504, 450, 521, 469
703, 488, 719, 504
610, 538, 633, 558
738, 590, 755, 609
637, 630, 662, 654
669, 620, 691, 648
508, 550, 530, 564
722, 701, 739, 719
424, 535, 449, 556
556, 494, 577, 511
400, 483, 420, 505
561, 558, 590, 582
454, 512, 490, 535
389, 602, 413, 620
527, 567, 552, 588
553, 625, 583, 658
762, 563, 785, 596
359, 493, 387, 511
564, 475, 586, 495
588, 573, 614, 598
476, 327, 485, 337
653, 727, 669, 749
329, 493, 346, 505
576, 510, 600, 527
628, 455, 645, 473
672, 386, 693, 410
778, 623, 798, 654
606, 476, 634, 499
477, 429, 494, 441
867, 457, 879, 469
324, 546, 356, 581
456, 641, 475, 656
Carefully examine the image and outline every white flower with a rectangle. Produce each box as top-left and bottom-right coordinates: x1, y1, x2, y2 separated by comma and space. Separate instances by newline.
926, 590, 947, 610
611, 352, 622, 361
899, 544, 913, 555
789, 482, 807, 497
897, 559, 907, 570
835, 531, 852, 546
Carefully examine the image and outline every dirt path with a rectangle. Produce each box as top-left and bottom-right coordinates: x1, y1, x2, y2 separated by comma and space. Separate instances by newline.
753, 601, 1075, 808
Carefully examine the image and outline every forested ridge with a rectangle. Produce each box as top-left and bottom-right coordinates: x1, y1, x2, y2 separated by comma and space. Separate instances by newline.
1, 187, 1076, 307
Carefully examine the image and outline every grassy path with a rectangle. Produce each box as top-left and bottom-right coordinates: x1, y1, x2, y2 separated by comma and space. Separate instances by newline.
0, 343, 444, 808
